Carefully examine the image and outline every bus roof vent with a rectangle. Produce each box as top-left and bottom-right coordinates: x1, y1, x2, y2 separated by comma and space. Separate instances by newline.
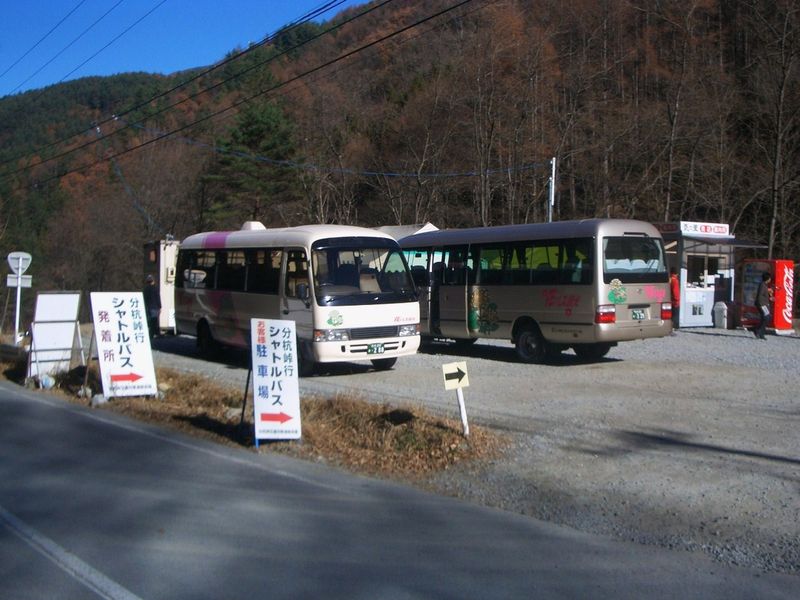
241, 221, 267, 231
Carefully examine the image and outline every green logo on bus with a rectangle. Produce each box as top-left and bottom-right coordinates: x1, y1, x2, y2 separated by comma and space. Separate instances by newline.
327, 311, 344, 326
608, 278, 628, 304
469, 289, 499, 333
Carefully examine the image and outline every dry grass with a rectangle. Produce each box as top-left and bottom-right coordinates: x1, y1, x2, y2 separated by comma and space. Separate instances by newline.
1, 358, 506, 481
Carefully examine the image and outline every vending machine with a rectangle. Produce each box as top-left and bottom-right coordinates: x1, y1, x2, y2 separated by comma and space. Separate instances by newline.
740, 259, 795, 335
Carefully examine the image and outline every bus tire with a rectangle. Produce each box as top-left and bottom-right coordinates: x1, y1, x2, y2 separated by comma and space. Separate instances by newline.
298, 341, 316, 377
573, 343, 612, 360
515, 325, 545, 363
371, 357, 397, 371
197, 321, 218, 358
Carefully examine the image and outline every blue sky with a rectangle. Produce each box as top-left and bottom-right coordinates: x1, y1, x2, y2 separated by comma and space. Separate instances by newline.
0, 0, 364, 98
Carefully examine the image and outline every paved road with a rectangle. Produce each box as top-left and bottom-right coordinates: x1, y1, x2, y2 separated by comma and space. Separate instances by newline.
0, 380, 796, 599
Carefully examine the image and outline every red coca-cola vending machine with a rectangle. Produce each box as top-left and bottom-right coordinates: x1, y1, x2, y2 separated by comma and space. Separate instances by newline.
740, 259, 795, 334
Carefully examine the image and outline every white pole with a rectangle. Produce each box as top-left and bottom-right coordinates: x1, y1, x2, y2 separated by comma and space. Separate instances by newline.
14, 256, 22, 345
548, 156, 557, 223
456, 387, 469, 437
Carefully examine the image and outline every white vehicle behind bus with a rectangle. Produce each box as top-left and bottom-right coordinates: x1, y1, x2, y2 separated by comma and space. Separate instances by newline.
399, 218, 672, 362
143, 238, 180, 335
175, 222, 420, 375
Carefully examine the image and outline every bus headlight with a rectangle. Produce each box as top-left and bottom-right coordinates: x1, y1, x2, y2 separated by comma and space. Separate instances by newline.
314, 329, 350, 342
398, 323, 420, 336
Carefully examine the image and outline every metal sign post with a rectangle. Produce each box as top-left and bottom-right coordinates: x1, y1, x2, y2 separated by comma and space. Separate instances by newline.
442, 361, 470, 437
7, 252, 32, 345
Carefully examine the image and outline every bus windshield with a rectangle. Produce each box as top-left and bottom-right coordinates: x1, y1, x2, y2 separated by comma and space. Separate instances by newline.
603, 236, 668, 283
311, 239, 416, 306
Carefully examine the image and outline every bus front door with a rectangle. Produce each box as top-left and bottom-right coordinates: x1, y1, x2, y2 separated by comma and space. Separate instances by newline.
281, 248, 313, 339
436, 246, 471, 339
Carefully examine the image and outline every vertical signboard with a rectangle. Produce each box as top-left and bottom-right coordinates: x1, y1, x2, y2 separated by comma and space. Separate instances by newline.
90, 292, 158, 397
772, 259, 795, 332
250, 318, 301, 443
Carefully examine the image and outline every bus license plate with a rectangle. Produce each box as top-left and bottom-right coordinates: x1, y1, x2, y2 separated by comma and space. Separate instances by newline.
631, 308, 646, 320
367, 343, 385, 355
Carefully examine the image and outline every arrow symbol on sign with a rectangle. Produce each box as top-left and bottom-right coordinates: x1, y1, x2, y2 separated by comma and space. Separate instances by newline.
260, 412, 293, 424
110, 372, 143, 382
444, 366, 466, 383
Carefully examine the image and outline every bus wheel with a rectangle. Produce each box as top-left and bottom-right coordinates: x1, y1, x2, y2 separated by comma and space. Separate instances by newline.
298, 342, 316, 377
371, 357, 397, 371
573, 343, 612, 360
515, 326, 545, 363
197, 322, 218, 358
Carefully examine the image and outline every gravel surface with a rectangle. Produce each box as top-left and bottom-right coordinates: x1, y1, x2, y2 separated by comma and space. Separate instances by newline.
152, 325, 800, 576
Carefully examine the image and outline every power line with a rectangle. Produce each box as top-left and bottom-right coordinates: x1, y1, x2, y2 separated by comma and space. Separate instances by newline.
0, 0, 87, 82
16, 0, 479, 189
0, 0, 356, 173
57, 0, 170, 88
5, 0, 128, 96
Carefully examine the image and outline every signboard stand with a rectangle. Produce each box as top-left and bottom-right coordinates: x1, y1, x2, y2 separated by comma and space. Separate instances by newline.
239, 367, 252, 427
26, 292, 84, 382
28, 319, 84, 384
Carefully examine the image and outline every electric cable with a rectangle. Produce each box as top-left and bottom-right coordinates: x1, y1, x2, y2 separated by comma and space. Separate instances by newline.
3, 0, 466, 185
5, 0, 128, 96
0, 0, 87, 81
0, 0, 354, 172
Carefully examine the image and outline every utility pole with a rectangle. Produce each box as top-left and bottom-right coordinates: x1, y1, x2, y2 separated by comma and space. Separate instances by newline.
548, 157, 557, 223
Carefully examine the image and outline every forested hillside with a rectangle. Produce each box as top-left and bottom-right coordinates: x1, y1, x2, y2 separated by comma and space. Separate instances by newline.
0, 0, 797, 305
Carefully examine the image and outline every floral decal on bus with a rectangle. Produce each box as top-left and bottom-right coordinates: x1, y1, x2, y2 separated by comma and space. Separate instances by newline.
468, 288, 499, 334
327, 311, 344, 327
542, 289, 581, 316
608, 279, 628, 304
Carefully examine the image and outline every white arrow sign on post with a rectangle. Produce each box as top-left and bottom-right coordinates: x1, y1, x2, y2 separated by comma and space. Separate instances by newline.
7, 252, 33, 345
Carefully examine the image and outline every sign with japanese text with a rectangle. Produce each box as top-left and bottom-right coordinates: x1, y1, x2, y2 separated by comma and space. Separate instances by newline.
250, 318, 301, 441
90, 292, 158, 397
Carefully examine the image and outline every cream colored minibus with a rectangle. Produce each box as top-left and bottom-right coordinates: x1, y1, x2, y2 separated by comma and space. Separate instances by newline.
175, 222, 420, 375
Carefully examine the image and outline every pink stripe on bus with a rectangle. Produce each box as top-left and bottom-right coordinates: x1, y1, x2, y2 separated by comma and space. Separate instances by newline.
204, 232, 231, 248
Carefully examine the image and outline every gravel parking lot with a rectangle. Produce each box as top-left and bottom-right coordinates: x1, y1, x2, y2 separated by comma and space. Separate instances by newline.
152, 325, 800, 575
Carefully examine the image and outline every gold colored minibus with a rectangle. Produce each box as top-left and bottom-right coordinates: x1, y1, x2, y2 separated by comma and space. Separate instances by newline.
399, 219, 672, 362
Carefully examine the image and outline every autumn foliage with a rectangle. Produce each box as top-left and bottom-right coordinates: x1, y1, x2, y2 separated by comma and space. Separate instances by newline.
0, 0, 798, 313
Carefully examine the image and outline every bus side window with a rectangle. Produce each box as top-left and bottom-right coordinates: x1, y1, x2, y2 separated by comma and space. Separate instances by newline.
217, 250, 246, 291
285, 250, 309, 297
247, 249, 281, 294
477, 246, 504, 285
193, 250, 216, 289
404, 249, 430, 287
506, 244, 532, 285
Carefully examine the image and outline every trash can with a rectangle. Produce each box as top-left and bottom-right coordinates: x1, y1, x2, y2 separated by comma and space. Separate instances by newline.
713, 301, 728, 329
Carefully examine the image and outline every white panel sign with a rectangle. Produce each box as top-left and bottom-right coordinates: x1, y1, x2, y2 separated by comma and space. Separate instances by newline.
6, 274, 32, 288
90, 292, 158, 397
27, 292, 83, 378
251, 318, 301, 441
442, 361, 469, 390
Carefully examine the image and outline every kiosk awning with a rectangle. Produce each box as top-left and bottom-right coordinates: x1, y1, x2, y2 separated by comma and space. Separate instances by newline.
683, 235, 767, 249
